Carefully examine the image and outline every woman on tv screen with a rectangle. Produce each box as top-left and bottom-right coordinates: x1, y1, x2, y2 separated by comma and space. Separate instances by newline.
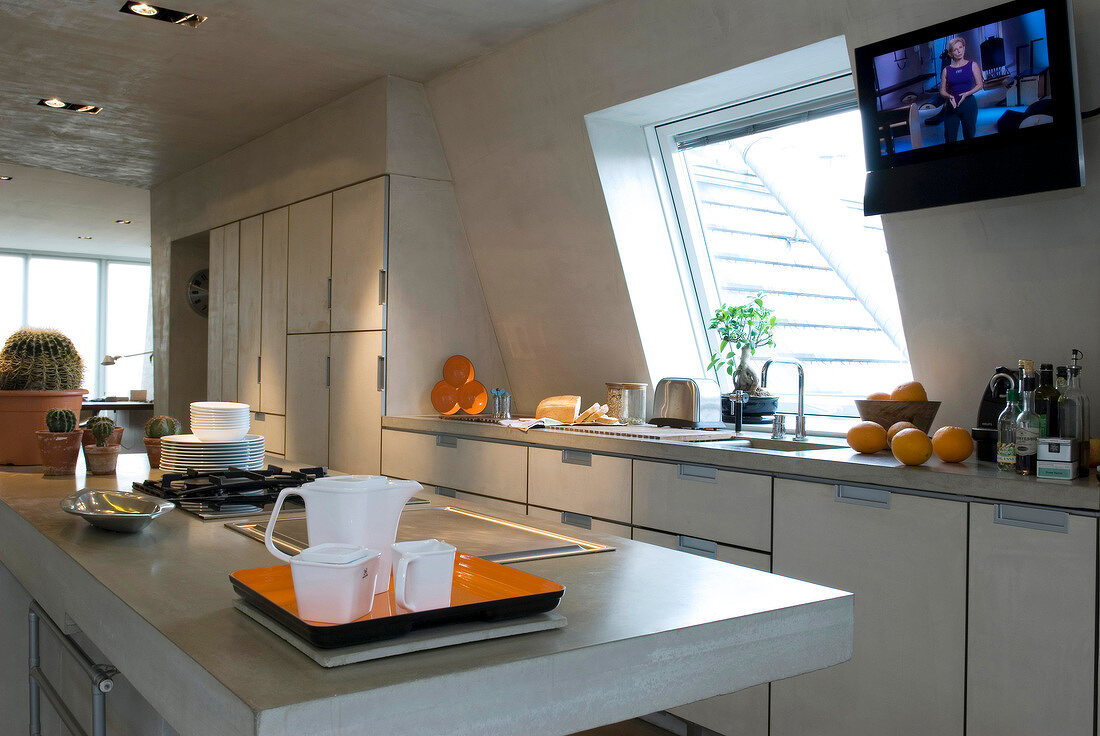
939, 37, 984, 142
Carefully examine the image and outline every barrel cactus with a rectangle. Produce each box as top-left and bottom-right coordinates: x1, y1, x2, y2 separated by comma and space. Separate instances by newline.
86, 416, 113, 432
91, 418, 116, 447
0, 328, 85, 391
45, 408, 77, 433
145, 415, 181, 438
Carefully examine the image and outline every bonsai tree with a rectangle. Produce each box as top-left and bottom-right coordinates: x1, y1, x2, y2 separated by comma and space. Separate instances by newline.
0, 328, 84, 391
144, 415, 181, 438
706, 293, 777, 396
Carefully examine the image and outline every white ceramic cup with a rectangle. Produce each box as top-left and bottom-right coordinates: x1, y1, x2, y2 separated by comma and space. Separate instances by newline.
290, 543, 381, 624
391, 539, 457, 612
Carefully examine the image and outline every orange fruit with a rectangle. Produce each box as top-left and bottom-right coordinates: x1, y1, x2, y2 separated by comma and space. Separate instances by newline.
890, 381, 928, 402
887, 421, 919, 446
891, 428, 933, 466
932, 426, 973, 463
847, 421, 888, 454
866, 391, 891, 400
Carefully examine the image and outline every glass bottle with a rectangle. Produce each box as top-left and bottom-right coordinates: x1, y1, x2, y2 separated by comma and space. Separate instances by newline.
1034, 363, 1060, 437
1056, 366, 1068, 392
997, 389, 1020, 471
1058, 349, 1091, 478
1015, 360, 1040, 476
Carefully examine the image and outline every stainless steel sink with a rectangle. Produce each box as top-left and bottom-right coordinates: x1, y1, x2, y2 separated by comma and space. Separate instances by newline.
705, 437, 836, 453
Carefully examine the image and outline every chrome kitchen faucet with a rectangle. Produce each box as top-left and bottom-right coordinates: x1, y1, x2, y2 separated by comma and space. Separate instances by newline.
761, 359, 807, 441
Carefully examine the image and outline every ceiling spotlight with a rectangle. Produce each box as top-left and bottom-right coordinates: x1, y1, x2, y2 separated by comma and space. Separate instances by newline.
77, 236, 93, 240
37, 98, 103, 114
116, 219, 132, 224
120, 2, 207, 26
0, 176, 11, 181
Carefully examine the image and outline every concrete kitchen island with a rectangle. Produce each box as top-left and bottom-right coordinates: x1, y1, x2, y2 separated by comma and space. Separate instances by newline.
0, 455, 852, 736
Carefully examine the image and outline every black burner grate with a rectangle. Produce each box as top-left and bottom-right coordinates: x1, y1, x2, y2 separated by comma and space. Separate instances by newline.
133, 465, 326, 516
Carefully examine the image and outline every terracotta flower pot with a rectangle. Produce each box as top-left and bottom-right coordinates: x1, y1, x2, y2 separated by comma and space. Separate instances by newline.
0, 389, 88, 465
143, 437, 162, 469
36, 430, 84, 476
83, 444, 122, 475
81, 426, 124, 449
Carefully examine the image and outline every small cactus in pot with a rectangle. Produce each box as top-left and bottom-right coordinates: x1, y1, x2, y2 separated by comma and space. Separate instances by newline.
36, 408, 82, 476
81, 415, 123, 448
84, 418, 121, 475
142, 415, 181, 469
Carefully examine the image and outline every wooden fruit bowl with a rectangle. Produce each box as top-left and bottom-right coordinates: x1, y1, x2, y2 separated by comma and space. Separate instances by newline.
854, 400, 941, 433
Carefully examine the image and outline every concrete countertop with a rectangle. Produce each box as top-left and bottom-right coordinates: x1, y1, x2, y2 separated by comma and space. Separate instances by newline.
383, 416, 1100, 512
0, 455, 852, 736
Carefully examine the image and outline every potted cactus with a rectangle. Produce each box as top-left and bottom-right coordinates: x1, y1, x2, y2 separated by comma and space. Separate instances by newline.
81, 415, 124, 449
0, 328, 88, 465
83, 418, 121, 475
142, 415, 181, 469
35, 408, 83, 476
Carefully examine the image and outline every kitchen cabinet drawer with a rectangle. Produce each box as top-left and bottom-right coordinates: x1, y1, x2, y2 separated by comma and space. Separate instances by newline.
528, 447, 630, 524
771, 479, 966, 736
287, 194, 332, 334
630, 528, 770, 571
967, 503, 1095, 736
633, 460, 771, 551
526, 505, 630, 539
237, 215, 262, 409
381, 430, 527, 503
433, 487, 526, 517
251, 412, 285, 456
259, 207, 288, 415
630, 528, 768, 736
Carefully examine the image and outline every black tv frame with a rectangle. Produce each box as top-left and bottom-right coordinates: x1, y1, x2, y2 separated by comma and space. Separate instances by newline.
855, 0, 1084, 215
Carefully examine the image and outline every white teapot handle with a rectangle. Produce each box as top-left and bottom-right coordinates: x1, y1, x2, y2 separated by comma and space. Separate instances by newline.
264, 488, 299, 562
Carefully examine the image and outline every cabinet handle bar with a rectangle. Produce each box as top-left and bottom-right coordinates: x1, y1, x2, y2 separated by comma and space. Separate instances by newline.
835, 484, 891, 509
994, 504, 1069, 533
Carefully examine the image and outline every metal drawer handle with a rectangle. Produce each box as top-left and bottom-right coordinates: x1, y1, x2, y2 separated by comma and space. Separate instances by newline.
561, 450, 592, 466
994, 504, 1069, 534
835, 484, 891, 509
677, 535, 718, 559
435, 435, 457, 448
378, 270, 387, 305
435, 486, 457, 498
561, 511, 592, 529
376, 356, 385, 391
678, 464, 718, 482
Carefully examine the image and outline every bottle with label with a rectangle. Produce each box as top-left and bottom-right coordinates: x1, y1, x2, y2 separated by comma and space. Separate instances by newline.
1034, 363, 1060, 437
1015, 360, 1040, 476
1058, 349, 1091, 478
1056, 366, 1068, 392
996, 389, 1020, 471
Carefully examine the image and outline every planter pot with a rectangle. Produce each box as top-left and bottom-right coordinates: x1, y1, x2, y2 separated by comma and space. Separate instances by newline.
36, 430, 84, 475
143, 437, 162, 469
721, 394, 780, 425
83, 444, 122, 475
0, 389, 88, 465
81, 426, 124, 449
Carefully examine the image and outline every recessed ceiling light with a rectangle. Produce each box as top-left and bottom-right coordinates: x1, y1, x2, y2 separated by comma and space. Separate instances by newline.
0, 176, 11, 181
120, 2, 207, 27
77, 236, 93, 240
37, 98, 103, 114
116, 219, 132, 224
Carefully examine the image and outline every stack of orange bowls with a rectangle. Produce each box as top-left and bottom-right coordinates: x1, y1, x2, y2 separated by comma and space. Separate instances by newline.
431, 355, 488, 415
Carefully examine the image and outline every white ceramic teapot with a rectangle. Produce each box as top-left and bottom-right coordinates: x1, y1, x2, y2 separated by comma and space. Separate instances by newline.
264, 475, 422, 595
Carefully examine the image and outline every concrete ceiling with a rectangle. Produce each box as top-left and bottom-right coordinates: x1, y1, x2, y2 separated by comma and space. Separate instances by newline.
0, 0, 612, 189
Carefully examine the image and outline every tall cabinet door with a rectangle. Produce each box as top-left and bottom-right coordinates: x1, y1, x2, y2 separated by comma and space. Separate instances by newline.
771, 479, 967, 736
287, 194, 332, 334
221, 221, 239, 401
260, 207, 288, 415
237, 215, 263, 409
331, 178, 386, 332
206, 225, 224, 401
968, 503, 1095, 736
329, 331, 384, 474
285, 333, 330, 467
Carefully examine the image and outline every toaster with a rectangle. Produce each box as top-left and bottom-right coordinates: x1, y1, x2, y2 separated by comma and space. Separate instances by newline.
651, 378, 724, 429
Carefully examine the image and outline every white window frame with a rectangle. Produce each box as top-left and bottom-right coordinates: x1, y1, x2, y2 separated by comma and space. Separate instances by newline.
0, 248, 152, 397
648, 73, 858, 385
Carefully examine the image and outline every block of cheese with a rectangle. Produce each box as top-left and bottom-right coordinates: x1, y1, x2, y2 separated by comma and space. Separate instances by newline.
536, 395, 582, 423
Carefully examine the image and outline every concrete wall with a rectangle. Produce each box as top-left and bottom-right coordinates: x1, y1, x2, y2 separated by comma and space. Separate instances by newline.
425, 0, 1100, 431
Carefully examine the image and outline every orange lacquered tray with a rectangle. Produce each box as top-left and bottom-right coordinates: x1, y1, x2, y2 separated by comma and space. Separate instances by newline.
230, 552, 565, 648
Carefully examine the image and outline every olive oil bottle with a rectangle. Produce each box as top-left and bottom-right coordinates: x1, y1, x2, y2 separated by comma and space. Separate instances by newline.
1034, 363, 1060, 437
1015, 360, 1040, 476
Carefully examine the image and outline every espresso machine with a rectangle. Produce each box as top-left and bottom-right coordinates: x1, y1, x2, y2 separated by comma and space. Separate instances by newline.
972, 365, 1019, 461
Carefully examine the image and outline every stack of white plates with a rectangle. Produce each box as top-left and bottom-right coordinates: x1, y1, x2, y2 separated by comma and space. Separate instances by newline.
190, 401, 251, 442
160, 434, 266, 473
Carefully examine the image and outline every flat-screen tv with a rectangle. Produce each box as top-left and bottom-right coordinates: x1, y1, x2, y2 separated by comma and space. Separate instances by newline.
855, 0, 1084, 214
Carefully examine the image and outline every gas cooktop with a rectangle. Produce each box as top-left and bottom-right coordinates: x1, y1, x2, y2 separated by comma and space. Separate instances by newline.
134, 465, 327, 519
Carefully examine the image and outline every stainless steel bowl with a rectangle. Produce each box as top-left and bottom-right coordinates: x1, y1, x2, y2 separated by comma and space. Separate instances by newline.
60, 489, 175, 533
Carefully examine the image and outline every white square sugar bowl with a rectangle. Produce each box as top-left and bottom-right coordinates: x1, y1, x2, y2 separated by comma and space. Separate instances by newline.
290, 543, 381, 624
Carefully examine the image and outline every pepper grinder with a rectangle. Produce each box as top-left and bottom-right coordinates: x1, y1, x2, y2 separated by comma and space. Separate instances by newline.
730, 390, 746, 432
